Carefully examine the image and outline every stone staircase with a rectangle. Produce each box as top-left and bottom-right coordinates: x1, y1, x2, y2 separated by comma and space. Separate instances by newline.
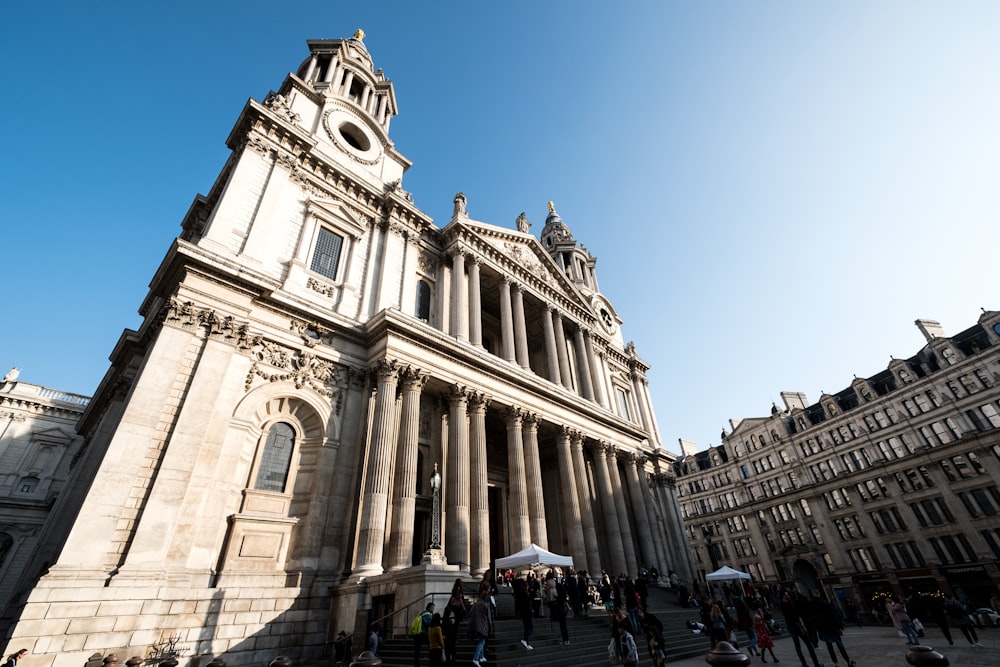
371, 584, 711, 667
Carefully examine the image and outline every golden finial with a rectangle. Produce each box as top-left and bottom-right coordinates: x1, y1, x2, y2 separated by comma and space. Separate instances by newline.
354, 28, 366, 41
547, 201, 555, 213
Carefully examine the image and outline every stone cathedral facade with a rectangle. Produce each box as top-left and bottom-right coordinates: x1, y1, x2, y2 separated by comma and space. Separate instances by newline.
2, 33, 693, 667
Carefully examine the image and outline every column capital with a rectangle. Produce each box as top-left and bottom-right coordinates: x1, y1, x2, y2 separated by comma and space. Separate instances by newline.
522, 411, 541, 429
569, 430, 586, 446
447, 384, 470, 407
502, 405, 524, 425
399, 365, 428, 391
468, 391, 491, 413
370, 358, 401, 382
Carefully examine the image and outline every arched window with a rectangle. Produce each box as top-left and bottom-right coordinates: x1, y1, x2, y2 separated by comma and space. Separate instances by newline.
415, 280, 431, 321
254, 422, 295, 493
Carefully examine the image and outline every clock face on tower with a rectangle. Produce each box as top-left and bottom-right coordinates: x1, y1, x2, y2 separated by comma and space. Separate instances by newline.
592, 296, 617, 334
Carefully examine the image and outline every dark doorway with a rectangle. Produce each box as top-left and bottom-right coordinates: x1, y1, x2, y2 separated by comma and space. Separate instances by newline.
488, 485, 505, 566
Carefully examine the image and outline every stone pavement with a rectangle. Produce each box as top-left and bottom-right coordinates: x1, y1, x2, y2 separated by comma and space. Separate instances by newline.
665, 625, 999, 666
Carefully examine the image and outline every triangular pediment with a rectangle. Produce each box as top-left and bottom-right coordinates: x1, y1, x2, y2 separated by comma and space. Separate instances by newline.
305, 197, 368, 239
31, 427, 76, 446
457, 219, 594, 312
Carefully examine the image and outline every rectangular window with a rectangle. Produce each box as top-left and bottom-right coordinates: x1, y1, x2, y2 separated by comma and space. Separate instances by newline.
615, 388, 631, 420
310, 227, 344, 280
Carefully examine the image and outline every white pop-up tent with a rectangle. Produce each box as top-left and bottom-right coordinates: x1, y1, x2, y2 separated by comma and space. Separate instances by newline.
495, 543, 574, 570
705, 565, 752, 582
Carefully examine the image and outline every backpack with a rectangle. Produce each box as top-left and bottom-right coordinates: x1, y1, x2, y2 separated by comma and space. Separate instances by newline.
408, 612, 426, 636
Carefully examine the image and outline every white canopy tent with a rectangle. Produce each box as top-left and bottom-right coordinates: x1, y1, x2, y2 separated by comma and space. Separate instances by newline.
494, 543, 574, 570
705, 566, 752, 582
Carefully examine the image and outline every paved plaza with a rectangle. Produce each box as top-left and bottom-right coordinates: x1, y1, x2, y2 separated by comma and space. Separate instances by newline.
667, 625, 999, 666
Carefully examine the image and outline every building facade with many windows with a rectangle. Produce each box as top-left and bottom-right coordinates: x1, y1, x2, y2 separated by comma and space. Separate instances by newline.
676, 312, 1000, 617
1, 34, 692, 667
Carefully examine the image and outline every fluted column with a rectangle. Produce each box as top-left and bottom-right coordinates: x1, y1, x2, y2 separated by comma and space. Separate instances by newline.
355, 359, 401, 576
469, 392, 491, 576
606, 446, 638, 574
553, 311, 573, 390
387, 367, 428, 570
542, 307, 561, 384
573, 327, 595, 401
504, 407, 531, 550
630, 371, 652, 431
584, 330, 607, 408
468, 257, 482, 347
450, 250, 467, 341
592, 442, 626, 575
341, 70, 355, 97
555, 426, 587, 562
570, 432, 599, 574
623, 453, 658, 572
522, 413, 547, 548
446, 385, 470, 570
640, 470, 670, 575
512, 285, 530, 369
499, 278, 515, 362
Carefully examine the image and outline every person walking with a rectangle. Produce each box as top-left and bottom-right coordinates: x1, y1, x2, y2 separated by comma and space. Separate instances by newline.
807, 590, 855, 667
411, 603, 435, 667
709, 600, 732, 648
890, 595, 920, 645
469, 590, 493, 667
548, 570, 571, 644
944, 594, 983, 647
735, 596, 759, 656
513, 577, 535, 650
754, 607, 779, 663
617, 621, 640, 667
428, 614, 444, 667
780, 591, 822, 667
637, 607, 666, 667
2, 650, 27, 667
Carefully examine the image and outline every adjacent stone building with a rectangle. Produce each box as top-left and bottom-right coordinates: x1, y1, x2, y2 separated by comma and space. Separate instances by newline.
0, 371, 88, 632
676, 311, 1000, 618
1, 33, 693, 667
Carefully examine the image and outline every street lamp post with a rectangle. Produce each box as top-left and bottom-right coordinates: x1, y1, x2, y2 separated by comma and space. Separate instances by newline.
430, 463, 442, 550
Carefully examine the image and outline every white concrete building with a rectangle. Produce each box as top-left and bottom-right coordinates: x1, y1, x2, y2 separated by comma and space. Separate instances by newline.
1, 34, 692, 667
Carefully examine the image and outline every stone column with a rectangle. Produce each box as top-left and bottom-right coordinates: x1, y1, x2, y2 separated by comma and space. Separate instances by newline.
303, 56, 318, 82
512, 285, 530, 369
522, 413, 548, 549
592, 442, 626, 575
438, 259, 451, 335
542, 306, 561, 384
570, 432, 599, 574
499, 278, 515, 362
469, 392, 491, 576
450, 250, 467, 341
504, 407, 531, 550
323, 56, 339, 83
341, 70, 355, 97
573, 327, 595, 401
655, 472, 697, 583
630, 371, 652, 432
607, 446, 639, 574
584, 330, 607, 408
446, 385, 470, 570
639, 470, 670, 575
354, 359, 401, 576
623, 453, 658, 572
387, 367, 427, 570
468, 256, 482, 347
553, 311, 573, 390
555, 426, 587, 562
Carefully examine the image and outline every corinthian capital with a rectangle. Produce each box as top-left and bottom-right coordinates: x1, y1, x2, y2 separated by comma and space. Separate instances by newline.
370, 358, 401, 383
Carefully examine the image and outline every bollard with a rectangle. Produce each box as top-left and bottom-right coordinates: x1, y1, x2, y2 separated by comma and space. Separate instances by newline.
904, 645, 949, 667
269, 657, 292, 667
126, 658, 143, 667
205, 659, 226, 667
103, 655, 119, 667
159, 659, 179, 667
348, 650, 381, 667
704, 641, 751, 666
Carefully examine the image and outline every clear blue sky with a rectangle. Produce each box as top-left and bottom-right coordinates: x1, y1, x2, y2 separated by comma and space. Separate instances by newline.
3, 2, 999, 455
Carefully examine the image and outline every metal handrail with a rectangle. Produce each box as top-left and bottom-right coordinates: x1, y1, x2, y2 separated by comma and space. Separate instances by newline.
370, 592, 446, 639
